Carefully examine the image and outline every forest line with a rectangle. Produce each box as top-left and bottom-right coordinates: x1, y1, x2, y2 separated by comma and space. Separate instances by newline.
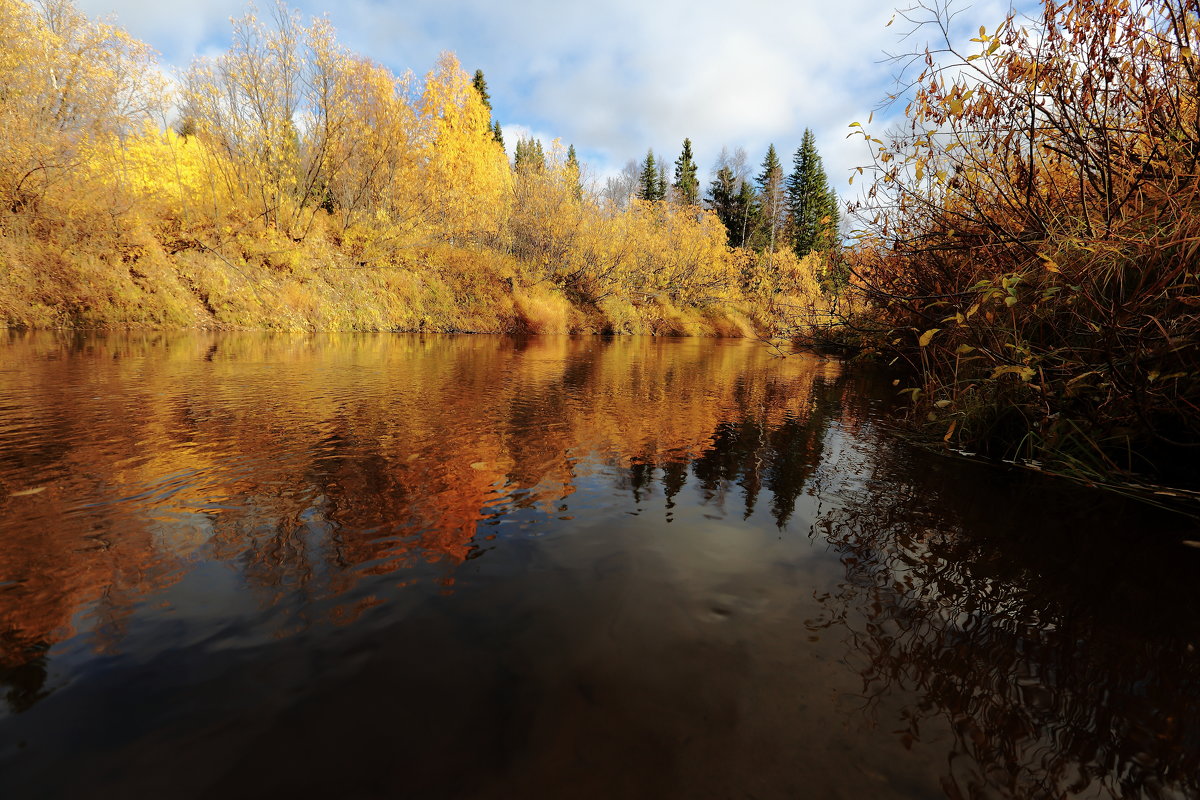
0, 0, 841, 335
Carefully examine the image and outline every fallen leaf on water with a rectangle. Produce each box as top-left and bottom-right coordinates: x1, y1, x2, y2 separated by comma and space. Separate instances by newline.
10, 487, 46, 497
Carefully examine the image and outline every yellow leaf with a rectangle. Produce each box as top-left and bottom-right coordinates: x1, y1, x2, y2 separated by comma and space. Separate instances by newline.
991, 365, 1036, 381
918, 328, 940, 347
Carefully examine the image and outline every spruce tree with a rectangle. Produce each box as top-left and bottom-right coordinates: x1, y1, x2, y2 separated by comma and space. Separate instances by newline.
672, 138, 699, 205
706, 166, 739, 245
754, 144, 785, 252
566, 144, 583, 201
637, 150, 664, 201
787, 128, 839, 257
491, 120, 504, 149
472, 69, 492, 112
514, 137, 546, 173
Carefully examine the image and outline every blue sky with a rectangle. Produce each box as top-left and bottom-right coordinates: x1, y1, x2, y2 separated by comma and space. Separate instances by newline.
75, 0, 1027, 195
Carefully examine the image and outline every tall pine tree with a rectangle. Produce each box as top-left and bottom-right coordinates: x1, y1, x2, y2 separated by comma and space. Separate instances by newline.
672, 138, 699, 205
787, 129, 839, 257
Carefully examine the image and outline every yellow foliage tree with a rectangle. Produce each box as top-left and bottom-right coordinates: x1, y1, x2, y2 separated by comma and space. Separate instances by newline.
418, 53, 511, 245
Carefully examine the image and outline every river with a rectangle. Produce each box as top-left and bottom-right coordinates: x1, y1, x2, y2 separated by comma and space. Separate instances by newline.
0, 332, 1197, 799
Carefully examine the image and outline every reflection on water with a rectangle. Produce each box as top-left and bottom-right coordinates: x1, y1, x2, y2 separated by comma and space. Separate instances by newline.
0, 332, 1197, 799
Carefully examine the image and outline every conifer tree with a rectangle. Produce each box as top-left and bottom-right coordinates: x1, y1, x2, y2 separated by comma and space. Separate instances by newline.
473, 70, 505, 152
754, 144, 785, 252
472, 69, 491, 112
672, 138, 699, 205
514, 137, 546, 173
638, 149, 664, 201
566, 144, 583, 201
707, 166, 749, 247
707, 166, 738, 244
787, 128, 839, 257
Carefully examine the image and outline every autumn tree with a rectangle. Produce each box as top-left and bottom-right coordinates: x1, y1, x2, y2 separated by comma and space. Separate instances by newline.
0, 0, 163, 215
418, 52, 511, 243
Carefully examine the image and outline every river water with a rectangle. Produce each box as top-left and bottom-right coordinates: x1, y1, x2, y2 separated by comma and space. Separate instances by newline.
0, 332, 1197, 799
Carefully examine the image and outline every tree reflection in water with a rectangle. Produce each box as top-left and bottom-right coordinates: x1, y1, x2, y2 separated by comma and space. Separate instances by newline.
809, 438, 1200, 799
0, 331, 1197, 799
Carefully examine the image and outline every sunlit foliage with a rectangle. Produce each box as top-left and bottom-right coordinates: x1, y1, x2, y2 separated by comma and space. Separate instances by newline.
847, 0, 1200, 486
0, 0, 832, 336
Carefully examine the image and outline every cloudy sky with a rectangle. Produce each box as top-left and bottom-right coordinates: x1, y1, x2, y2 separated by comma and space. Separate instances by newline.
75, 0, 1027, 195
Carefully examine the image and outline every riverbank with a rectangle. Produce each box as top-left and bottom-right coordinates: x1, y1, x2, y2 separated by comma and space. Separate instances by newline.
0, 223, 784, 336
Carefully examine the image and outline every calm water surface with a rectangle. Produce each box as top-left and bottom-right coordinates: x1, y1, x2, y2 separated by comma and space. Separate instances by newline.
0, 332, 1198, 799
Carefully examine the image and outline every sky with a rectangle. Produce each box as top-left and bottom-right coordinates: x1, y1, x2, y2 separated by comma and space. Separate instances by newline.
74, 0, 1027, 197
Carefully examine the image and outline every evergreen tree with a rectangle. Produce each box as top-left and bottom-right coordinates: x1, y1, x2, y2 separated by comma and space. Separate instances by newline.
707, 166, 746, 246
514, 137, 546, 173
472, 69, 492, 112
754, 144, 785, 252
474, 70, 505, 152
637, 149, 664, 201
707, 166, 738, 243
566, 144, 583, 201
672, 138, 699, 205
787, 128, 839, 257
